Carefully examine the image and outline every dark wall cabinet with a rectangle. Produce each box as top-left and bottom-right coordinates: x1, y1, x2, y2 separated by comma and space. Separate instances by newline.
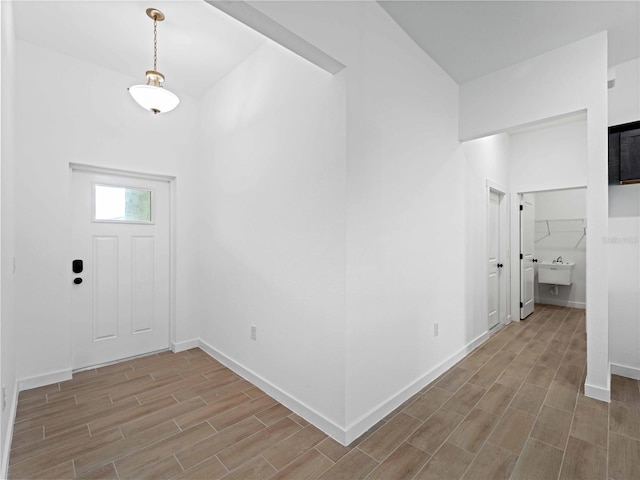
621, 129, 640, 182
609, 121, 640, 185
609, 132, 621, 184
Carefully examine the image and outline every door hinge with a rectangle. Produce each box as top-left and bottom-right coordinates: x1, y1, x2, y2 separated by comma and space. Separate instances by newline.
520, 205, 523, 211
520, 253, 523, 260
520, 302, 524, 308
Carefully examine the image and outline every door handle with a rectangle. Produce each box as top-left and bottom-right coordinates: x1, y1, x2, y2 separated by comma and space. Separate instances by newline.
497, 263, 503, 268
72, 260, 84, 285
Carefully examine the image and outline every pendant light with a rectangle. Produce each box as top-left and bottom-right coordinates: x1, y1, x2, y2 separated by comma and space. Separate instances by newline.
128, 8, 179, 114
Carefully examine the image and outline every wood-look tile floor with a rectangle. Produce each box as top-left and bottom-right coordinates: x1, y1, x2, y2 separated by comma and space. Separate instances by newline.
9, 305, 640, 479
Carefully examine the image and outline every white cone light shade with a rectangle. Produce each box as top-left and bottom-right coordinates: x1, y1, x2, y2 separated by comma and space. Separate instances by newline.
129, 85, 179, 114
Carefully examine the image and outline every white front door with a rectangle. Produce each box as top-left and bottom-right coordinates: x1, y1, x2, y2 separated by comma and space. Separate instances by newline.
488, 190, 501, 330
71, 169, 171, 369
520, 193, 536, 319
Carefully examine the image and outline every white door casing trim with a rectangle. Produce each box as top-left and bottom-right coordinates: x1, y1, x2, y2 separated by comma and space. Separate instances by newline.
486, 180, 510, 328
488, 190, 500, 330
69, 163, 178, 360
69, 163, 175, 183
520, 193, 536, 319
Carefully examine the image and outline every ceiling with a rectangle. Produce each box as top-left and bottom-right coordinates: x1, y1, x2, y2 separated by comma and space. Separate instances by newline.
12, 1, 267, 97
12, 1, 640, 96
379, 1, 640, 84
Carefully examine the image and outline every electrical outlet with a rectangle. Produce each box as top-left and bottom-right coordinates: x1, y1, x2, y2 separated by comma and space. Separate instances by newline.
250, 325, 257, 340
434, 323, 439, 337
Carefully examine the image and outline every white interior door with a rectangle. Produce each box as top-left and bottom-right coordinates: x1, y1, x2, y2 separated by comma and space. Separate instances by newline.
71, 169, 171, 369
488, 190, 501, 330
520, 193, 536, 319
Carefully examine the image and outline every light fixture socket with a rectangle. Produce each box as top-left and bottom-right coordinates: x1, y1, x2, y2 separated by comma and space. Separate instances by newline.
145, 70, 165, 87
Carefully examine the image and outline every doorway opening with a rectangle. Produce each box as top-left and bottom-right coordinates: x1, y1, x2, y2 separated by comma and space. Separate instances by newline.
533, 188, 587, 310
518, 187, 587, 320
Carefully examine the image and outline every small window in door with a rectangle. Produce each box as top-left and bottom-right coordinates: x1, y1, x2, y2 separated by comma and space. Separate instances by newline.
94, 184, 152, 223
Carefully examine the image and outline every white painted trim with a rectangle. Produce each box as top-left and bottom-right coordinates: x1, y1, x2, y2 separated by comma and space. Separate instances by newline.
197, 339, 347, 444
584, 382, 611, 403
8, 332, 494, 453
172, 339, 199, 353
505, 110, 588, 136
486, 179, 507, 194
169, 179, 178, 349
69, 163, 177, 365
199, 332, 490, 445
503, 193, 512, 323
486, 188, 498, 327
486, 181, 511, 327
509, 192, 522, 322
342, 331, 489, 444
611, 363, 640, 380
18, 369, 72, 391
534, 298, 586, 309
69, 163, 175, 183
513, 182, 588, 197
1, 382, 19, 480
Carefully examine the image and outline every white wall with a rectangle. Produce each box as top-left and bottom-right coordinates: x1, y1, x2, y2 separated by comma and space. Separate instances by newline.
510, 117, 588, 193
4, 1, 627, 455
342, 5, 464, 439
608, 57, 640, 378
609, 58, 640, 126
1, 1, 18, 474
534, 189, 587, 309
5, 0, 490, 448
198, 41, 348, 436
462, 133, 511, 326
460, 32, 610, 401
12, 40, 202, 383
609, 186, 640, 377
248, 1, 493, 443
459, 33, 605, 142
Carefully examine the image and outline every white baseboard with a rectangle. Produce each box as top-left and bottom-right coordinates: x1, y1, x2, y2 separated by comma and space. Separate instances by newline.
535, 298, 585, 309
197, 339, 347, 444
342, 331, 489, 444
2, 382, 19, 480
200, 333, 489, 445
584, 382, 611, 403
17, 369, 72, 392
611, 363, 640, 380
171, 339, 199, 353
5, 331, 494, 454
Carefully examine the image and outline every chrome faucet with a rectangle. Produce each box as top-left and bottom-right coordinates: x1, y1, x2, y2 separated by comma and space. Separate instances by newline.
555, 256, 563, 264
